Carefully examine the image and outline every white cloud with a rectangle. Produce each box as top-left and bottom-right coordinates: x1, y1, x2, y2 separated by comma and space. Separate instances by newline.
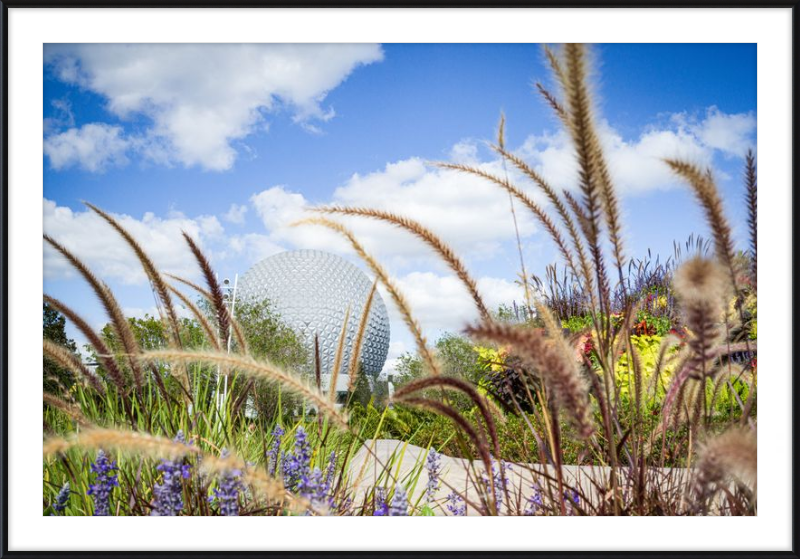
683, 107, 757, 158
517, 108, 755, 196
246, 158, 543, 272
250, 186, 307, 231
43, 123, 129, 172
43, 99, 75, 135
223, 203, 248, 225
43, 199, 224, 284
227, 233, 285, 265
331, 158, 539, 258
383, 272, 524, 333
44, 44, 384, 171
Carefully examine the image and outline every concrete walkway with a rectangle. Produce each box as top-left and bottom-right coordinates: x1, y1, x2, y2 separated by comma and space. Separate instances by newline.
347, 439, 692, 516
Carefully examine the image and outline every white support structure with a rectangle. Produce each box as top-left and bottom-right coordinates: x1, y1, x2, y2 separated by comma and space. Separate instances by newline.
215, 274, 238, 416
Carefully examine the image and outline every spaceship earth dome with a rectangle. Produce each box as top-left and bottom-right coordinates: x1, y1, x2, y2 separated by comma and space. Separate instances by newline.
236, 250, 391, 380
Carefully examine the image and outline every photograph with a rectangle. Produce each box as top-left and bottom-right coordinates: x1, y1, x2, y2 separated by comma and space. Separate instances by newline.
39, 41, 761, 519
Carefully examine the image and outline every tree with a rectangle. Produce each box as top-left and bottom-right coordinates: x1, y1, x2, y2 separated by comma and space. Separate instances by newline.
394, 332, 483, 386
43, 302, 78, 394
230, 300, 309, 422
391, 332, 485, 411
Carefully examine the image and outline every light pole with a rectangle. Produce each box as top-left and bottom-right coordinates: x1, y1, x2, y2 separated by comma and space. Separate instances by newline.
216, 274, 238, 414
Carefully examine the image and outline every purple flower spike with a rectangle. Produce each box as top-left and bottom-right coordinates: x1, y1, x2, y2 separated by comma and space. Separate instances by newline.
446, 491, 466, 516
373, 487, 389, 516
52, 482, 71, 515
151, 431, 191, 516
88, 449, 119, 516
481, 459, 511, 514
564, 488, 580, 516
425, 449, 441, 502
211, 449, 243, 516
266, 425, 284, 477
388, 485, 409, 516
282, 427, 311, 493
524, 484, 543, 516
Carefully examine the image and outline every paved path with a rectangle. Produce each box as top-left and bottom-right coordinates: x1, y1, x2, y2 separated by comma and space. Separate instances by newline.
347, 439, 692, 515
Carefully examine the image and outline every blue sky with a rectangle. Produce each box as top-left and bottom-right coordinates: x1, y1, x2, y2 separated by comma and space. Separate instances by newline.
42, 43, 756, 371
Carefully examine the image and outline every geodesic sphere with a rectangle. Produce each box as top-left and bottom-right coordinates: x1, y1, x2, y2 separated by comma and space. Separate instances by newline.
236, 250, 390, 378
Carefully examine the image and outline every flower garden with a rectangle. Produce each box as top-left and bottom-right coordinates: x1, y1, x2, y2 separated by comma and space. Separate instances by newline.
42, 44, 757, 517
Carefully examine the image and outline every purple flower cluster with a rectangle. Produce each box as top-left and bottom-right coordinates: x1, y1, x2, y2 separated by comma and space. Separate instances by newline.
282, 427, 311, 492
52, 482, 71, 515
87, 450, 119, 516
372, 485, 409, 516
445, 491, 466, 516
425, 448, 441, 502
481, 460, 511, 514
388, 485, 409, 516
524, 484, 543, 516
279, 428, 337, 512
564, 488, 580, 516
373, 487, 389, 516
323, 451, 337, 492
266, 425, 284, 477
151, 431, 191, 516
211, 449, 243, 516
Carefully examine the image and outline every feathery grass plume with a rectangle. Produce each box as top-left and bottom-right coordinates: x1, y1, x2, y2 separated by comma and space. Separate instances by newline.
294, 217, 440, 376
314, 334, 322, 392
43, 393, 92, 426
43, 427, 195, 460
166, 273, 249, 353
347, 280, 378, 392
44, 236, 145, 392
393, 376, 500, 457
744, 150, 757, 289
534, 298, 577, 362
84, 203, 183, 346
466, 321, 594, 439
329, 305, 351, 403
488, 145, 594, 299
535, 82, 568, 124
142, 350, 349, 430
673, 257, 730, 313
42, 428, 309, 513
44, 295, 128, 394
314, 206, 490, 321
663, 257, 729, 419
563, 190, 589, 230
181, 232, 229, 345
693, 427, 757, 512
167, 285, 221, 351
543, 44, 567, 89
165, 273, 214, 301
438, 163, 581, 286
560, 43, 613, 315
43, 338, 105, 395
86, 204, 195, 402
664, 161, 737, 287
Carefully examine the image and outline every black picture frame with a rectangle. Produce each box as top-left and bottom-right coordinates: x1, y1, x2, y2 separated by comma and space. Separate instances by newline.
2, 2, 796, 557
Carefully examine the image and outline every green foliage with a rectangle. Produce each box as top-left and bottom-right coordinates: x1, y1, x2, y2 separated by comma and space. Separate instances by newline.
395, 332, 482, 384
561, 314, 593, 333
615, 335, 667, 404
43, 303, 78, 394
235, 300, 308, 367
232, 300, 309, 423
